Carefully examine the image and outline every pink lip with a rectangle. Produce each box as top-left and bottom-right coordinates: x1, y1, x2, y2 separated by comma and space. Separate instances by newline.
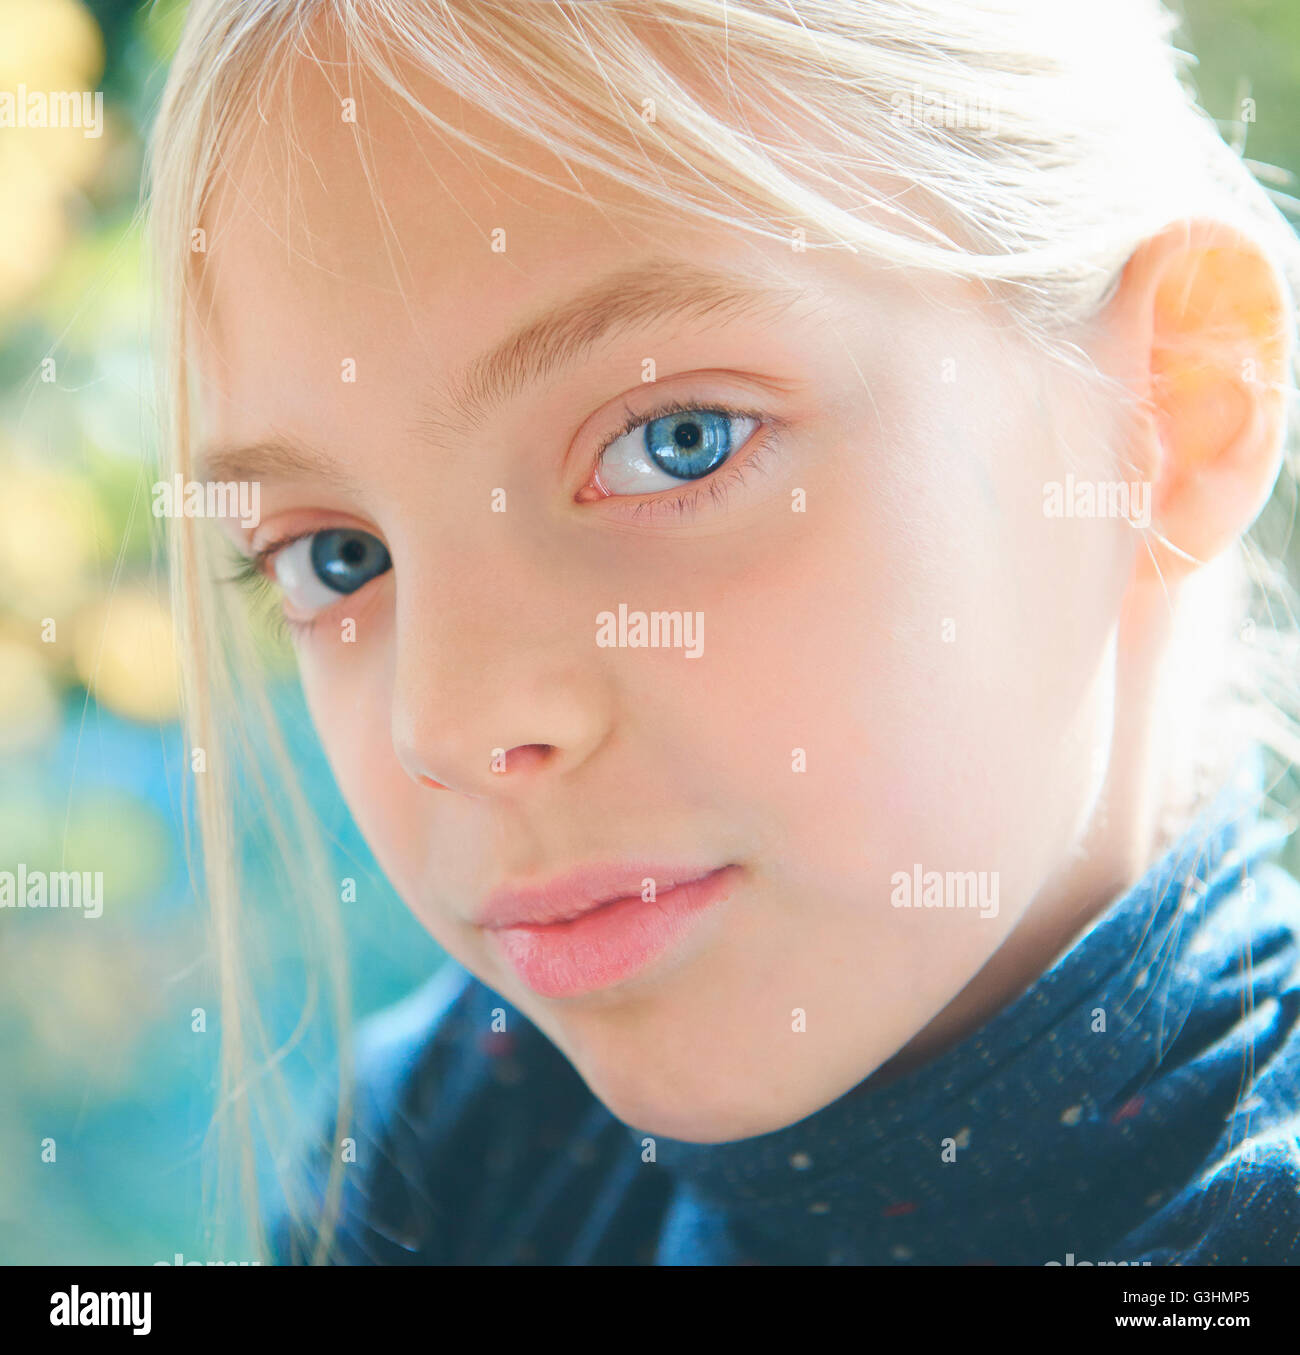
479, 862, 741, 998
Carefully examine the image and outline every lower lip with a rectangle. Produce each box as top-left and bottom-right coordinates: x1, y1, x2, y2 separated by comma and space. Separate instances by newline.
487, 866, 741, 999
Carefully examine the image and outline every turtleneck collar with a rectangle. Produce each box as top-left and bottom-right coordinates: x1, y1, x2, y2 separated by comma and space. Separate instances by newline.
639, 766, 1296, 1264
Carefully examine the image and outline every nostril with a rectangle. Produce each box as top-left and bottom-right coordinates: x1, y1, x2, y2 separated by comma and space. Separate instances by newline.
495, 743, 555, 776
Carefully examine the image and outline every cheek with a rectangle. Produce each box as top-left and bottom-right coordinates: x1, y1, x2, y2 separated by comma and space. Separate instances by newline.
296, 641, 425, 878
701, 393, 1124, 923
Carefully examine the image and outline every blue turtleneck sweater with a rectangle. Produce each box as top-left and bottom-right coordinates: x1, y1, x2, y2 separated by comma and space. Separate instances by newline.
269, 775, 1300, 1265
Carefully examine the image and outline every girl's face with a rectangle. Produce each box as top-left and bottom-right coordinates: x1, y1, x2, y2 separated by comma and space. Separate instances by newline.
200, 71, 1140, 1141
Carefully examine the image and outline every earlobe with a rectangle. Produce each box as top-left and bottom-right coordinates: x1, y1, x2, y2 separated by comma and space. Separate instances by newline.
1104, 219, 1292, 581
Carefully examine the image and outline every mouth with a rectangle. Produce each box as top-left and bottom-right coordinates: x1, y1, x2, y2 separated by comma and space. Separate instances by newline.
477, 861, 735, 929
478, 862, 742, 999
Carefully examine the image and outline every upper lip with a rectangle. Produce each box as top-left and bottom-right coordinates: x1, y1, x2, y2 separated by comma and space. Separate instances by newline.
476, 861, 729, 929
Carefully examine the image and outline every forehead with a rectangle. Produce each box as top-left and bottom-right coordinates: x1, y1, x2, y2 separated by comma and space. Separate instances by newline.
199, 54, 778, 369
190, 40, 986, 464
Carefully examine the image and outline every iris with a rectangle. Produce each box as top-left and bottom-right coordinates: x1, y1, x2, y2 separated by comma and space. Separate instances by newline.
643, 410, 733, 480
309, 529, 391, 594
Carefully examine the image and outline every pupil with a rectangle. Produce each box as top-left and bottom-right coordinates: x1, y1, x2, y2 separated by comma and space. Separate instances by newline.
674, 422, 701, 449
341, 539, 365, 565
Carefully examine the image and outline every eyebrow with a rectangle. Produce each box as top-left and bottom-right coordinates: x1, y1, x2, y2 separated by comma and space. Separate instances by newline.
197, 257, 813, 485
195, 436, 353, 487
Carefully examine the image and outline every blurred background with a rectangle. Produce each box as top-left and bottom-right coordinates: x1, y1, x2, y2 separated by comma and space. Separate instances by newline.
0, 0, 443, 1263
0, 0, 1297, 1264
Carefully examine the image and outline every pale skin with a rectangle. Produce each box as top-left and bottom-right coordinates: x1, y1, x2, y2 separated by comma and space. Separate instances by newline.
196, 62, 1289, 1142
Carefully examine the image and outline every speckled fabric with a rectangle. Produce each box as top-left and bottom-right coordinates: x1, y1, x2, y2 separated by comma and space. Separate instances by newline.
269, 770, 1300, 1265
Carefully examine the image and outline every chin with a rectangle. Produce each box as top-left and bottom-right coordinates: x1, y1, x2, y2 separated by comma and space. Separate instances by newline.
599, 1095, 779, 1145
570, 1050, 798, 1144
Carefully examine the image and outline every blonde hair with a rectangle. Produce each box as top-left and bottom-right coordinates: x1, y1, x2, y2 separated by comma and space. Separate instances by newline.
145, 0, 1300, 1260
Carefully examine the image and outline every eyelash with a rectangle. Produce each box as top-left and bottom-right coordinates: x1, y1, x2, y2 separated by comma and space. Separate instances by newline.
228, 396, 779, 622
227, 542, 325, 641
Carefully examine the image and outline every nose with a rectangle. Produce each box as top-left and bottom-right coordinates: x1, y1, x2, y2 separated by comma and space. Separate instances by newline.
390, 557, 612, 798
415, 743, 555, 790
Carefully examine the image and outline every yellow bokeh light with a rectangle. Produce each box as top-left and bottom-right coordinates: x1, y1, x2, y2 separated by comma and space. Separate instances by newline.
0, 0, 104, 89
0, 636, 60, 749
73, 586, 181, 723
0, 0, 107, 308
0, 464, 108, 616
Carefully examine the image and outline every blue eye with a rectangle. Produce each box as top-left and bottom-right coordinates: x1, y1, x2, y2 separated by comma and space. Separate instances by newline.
644, 410, 734, 479
596, 407, 759, 495
309, 529, 391, 594
271, 528, 391, 616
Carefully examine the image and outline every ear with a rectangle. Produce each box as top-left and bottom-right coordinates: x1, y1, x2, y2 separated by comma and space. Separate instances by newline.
1099, 218, 1292, 582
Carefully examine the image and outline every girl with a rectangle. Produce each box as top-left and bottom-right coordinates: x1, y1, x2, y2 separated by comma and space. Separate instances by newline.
147, 0, 1300, 1264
